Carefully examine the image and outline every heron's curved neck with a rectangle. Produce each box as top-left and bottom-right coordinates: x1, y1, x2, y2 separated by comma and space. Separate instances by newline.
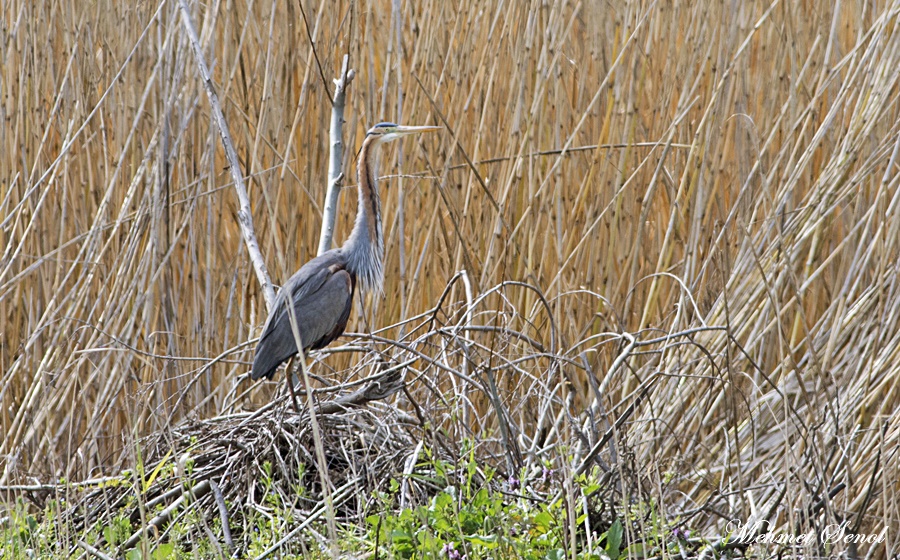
342, 136, 384, 294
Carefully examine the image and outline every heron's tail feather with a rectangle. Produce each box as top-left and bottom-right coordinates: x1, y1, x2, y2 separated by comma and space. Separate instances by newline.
250, 335, 298, 380
249, 358, 280, 380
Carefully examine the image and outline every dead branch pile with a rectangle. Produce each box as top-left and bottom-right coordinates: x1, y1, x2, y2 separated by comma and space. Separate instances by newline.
64, 376, 427, 556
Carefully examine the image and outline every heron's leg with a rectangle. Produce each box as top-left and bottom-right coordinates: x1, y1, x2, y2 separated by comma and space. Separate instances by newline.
283, 356, 302, 414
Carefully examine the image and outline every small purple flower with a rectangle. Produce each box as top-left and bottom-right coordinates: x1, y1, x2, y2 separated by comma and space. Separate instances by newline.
672, 527, 688, 540
541, 466, 555, 483
508, 475, 520, 490
442, 542, 464, 560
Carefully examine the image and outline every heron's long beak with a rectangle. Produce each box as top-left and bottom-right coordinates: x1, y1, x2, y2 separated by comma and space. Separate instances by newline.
395, 125, 442, 135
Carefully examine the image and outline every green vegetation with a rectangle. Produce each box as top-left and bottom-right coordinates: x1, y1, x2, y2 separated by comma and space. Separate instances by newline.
365, 451, 624, 560
3, 447, 706, 559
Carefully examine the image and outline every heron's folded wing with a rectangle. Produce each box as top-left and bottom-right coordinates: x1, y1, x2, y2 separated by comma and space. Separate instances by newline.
251, 252, 353, 380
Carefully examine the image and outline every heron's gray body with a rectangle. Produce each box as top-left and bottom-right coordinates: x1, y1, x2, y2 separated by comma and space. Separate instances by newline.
248, 122, 439, 381
251, 250, 355, 380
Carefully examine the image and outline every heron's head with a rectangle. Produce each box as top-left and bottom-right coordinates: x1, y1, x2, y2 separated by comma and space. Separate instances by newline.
366, 122, 441, 144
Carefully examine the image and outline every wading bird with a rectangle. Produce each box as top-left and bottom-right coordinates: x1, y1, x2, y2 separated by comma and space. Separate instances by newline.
250, 122, 440, 381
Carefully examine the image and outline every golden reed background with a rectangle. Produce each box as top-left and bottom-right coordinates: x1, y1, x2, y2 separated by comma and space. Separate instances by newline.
1, 0, 899, 550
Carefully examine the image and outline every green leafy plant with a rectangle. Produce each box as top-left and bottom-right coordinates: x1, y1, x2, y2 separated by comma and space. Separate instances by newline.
366, 445, 583, 559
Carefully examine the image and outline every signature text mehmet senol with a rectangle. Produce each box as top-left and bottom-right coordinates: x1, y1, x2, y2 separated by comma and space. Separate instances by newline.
725, 520, 887, 546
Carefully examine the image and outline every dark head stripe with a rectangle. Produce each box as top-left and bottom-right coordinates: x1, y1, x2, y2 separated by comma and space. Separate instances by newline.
367, 122, 399, 135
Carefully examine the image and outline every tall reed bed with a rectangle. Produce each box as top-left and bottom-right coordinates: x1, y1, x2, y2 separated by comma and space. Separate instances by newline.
1, 1, 898, 556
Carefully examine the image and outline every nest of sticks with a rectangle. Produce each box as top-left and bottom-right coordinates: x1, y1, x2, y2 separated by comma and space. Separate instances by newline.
63, 364, 451, 556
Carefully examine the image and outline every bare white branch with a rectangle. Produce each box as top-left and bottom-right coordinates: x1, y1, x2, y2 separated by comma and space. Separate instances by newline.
318, 54, 356, 255
177, 0, 275, 308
